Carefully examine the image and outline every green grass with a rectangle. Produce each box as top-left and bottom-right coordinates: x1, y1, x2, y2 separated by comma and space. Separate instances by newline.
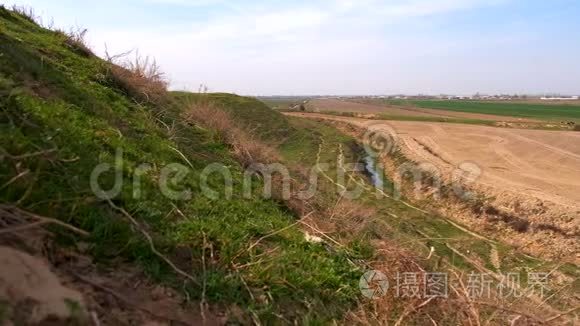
388, 99, 580, 122
0, 7, 362, 323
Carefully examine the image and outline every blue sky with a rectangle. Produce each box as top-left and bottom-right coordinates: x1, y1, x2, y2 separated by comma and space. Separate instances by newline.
4, 0, 580, 95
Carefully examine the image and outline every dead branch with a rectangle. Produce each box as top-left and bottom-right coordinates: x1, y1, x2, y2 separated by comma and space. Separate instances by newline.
16, 164, 39, 205
106, 199, 200, 286
298, 219, 344, 248
544, 306, 579, 323
234, 220, 302, 261
473, 301, 544, 323
0, 169, 30, 190
0, 147, 57, 160
0, 204, 89, 236
394, 297, 436, 326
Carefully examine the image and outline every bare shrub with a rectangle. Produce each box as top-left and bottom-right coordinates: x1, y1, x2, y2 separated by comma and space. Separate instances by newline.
323, 199, 377, 237
574, 125, 580, 131
63, 27, 93, 57
105, 50, 168, 104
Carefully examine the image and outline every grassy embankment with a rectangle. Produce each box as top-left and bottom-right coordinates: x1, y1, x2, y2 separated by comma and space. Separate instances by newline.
0, 7, 365, 323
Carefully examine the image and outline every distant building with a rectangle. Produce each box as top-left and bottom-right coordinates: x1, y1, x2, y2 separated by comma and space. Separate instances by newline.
540, 96, 579, 101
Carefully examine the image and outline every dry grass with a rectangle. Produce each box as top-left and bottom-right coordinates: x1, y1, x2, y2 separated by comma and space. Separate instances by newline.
7, 5, 92, 57
105, 50, 168, 104
298, 198, 378, 244
9, 5, 38, 24
6, 5, 165, 104
62, 27, 94, 57
184, 99, 279, 167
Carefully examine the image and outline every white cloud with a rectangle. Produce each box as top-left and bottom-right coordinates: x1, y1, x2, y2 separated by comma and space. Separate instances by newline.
9, 0, 579, 94
85, 0, 500, 93
376, 0, 505, 18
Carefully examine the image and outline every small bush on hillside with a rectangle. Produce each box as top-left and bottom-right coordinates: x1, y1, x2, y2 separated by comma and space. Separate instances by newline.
62, 27, 94, 57
105, 51, 168, 105
574, 125, 580, 131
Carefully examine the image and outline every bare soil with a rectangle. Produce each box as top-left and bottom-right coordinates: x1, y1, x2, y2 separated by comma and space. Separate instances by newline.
309, 99, 432, 116
286, 112, 580, 262
0, 225, 227, 326
309, 99, 540, 122
0, 246, 86, 324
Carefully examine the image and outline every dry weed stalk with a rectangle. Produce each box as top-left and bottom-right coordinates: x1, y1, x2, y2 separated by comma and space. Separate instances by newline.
10, 5, 38, 23
63, 27, 94, 57
106, 199, 200, 287
0, 204, 89, 237
105, 49, 168, 104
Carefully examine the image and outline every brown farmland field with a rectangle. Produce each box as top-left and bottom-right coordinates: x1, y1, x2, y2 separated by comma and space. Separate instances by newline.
308, 98, 540, 122
286, 112, 580, 261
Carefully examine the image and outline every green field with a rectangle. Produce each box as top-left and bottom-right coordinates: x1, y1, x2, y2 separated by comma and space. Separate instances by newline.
388, 100, 580, 122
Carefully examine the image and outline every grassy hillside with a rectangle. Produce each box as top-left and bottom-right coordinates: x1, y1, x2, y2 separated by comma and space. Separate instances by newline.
389, 99, 580, 121
0, 7, 364, 323
172, 92, 294, 141
1, 6, 576, 325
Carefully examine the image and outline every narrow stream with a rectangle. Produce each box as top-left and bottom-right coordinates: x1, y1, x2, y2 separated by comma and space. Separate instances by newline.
362, 153, 384, 189
350, 140, 393, 191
